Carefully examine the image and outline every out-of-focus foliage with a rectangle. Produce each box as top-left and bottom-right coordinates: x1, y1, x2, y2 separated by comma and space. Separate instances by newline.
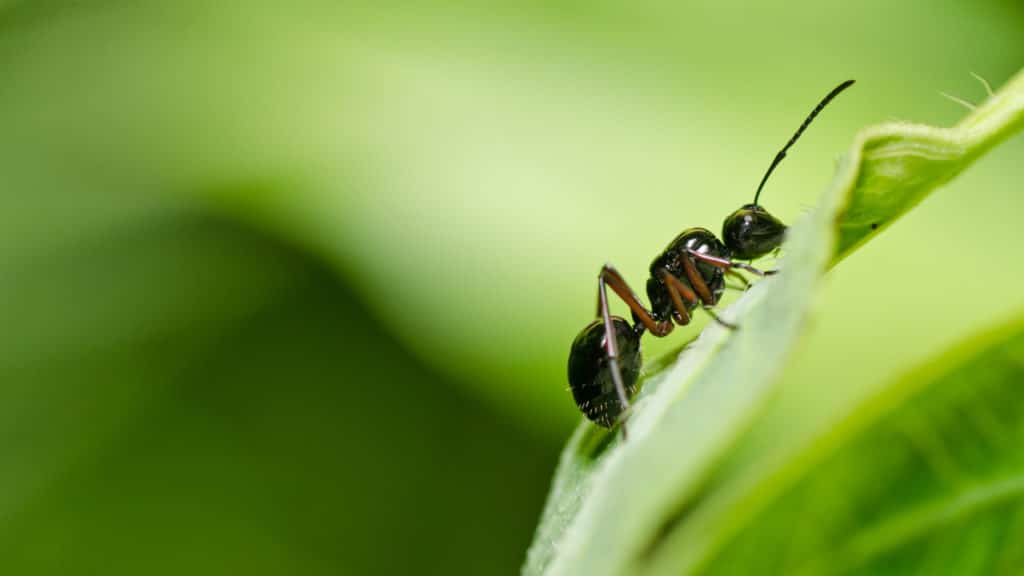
2, 213, 553, 574
1, 1, 1023, 575
649, 314, 1024, 576
525, 71, 1024, 576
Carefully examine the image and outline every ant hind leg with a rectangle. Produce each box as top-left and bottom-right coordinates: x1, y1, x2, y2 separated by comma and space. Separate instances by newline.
596, 273, 633, 438
595, 265, 674, 438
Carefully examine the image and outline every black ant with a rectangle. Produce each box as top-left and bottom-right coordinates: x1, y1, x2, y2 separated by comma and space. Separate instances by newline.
567, 79, 855, 433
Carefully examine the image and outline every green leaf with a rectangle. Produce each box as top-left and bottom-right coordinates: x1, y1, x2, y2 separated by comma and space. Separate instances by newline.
524, 68, 1024, 576
641, 313, 1024, 576
833, 70, 1024, 262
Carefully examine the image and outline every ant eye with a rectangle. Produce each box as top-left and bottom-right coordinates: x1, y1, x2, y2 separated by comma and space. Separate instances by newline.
722, 204, 787, 261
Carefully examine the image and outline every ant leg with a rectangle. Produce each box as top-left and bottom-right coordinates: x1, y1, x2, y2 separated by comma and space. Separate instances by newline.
596, 273, 633, 437
657, 269, 697, 326
726, 270, 751, 290
663, 267, 737, 330
686, 249, 778, 277
595, 265, 674, 437
702, 306, 738, 330
675, 258, 739, 329
598, 265, 674, 337
680, 252, 717, 305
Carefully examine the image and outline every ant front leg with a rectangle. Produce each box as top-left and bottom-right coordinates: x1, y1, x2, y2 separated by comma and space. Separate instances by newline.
679, 252, 717, 305
679, 253, 739, 330
596, 265, 673, 437
657, 269, 698, 326
726, 270, 751, 291
686, 249, 778, 277
700, 305, 738, 330
660, 267, 737, 330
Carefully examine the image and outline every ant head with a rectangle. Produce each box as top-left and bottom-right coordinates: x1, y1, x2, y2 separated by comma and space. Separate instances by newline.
722, 204, 786, 260
724, 79, 855, 261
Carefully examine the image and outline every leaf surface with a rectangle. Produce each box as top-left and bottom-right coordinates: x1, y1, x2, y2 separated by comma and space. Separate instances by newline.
643, 314, 1024, 576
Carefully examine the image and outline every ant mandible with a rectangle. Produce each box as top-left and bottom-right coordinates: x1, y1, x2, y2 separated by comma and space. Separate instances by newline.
567, 79, 855, 433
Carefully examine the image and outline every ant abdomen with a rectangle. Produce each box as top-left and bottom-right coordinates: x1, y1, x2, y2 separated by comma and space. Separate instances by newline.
568, 318, 642, 427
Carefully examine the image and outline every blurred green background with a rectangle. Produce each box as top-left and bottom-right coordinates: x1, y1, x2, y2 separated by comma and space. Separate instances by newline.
1, 1, 1021, 574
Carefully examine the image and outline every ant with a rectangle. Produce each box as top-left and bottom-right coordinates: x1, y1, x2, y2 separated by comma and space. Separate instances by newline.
567, 79, 855, 433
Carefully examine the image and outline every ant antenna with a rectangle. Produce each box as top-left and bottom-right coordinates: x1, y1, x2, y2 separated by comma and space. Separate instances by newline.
752, 79, 855, 205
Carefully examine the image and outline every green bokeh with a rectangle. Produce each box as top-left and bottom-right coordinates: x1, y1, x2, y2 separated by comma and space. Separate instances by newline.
2, 213, 555, 574
1, 1, 1022, 574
